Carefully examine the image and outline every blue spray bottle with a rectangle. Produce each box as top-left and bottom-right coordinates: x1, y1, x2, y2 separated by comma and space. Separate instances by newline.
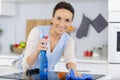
39, 36, 48, 80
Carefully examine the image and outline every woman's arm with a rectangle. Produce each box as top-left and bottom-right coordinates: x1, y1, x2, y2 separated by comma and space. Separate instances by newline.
64, 37, 82, 77
64, 37, 77, 69
27, 49, 40, 66
27, 38, 48, 66
22, 27, 40, 70
22, 27, 48, 71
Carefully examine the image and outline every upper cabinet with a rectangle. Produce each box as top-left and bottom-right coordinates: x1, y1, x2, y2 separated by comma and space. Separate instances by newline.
109, 0, 120, 22
0, 0, 15, 16
109, 0, 120, 11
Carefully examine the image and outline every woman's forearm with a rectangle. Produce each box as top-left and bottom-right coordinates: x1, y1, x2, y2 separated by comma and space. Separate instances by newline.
27, 50, 40, 66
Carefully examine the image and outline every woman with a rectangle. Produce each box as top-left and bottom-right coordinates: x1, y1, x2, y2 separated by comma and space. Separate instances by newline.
22, 1, 80, 77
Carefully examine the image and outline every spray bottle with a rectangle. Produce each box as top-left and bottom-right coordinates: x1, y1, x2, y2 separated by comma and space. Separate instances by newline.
39, 36, 48, 80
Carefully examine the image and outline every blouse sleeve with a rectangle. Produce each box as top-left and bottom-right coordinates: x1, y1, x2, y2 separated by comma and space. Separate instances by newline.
63, 37, 77, 65
22, 27, 40, 71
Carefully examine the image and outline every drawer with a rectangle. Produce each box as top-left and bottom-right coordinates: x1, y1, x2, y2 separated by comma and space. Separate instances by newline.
108, 64, 120, 79
54, 61, 68, 72
54, 61, 107, 75
0, 58, 15, 66
77, 62, 107, 74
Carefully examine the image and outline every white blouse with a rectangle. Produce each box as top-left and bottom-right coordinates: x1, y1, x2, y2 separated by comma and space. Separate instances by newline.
22, 27, 76, 70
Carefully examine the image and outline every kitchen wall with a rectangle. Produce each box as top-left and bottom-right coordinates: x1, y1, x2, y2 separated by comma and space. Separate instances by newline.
0, 0, 108, 57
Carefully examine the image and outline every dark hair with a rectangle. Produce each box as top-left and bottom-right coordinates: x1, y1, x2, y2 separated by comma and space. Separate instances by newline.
53, 1, 74, 20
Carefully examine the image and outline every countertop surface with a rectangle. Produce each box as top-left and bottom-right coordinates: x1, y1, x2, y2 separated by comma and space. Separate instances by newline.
0, 52, 108, 64
0, 52, 20, 59
60, 56, 107, 64
0, 66, 22, 76
0, 67, 111, 80
0, 53, 118, 80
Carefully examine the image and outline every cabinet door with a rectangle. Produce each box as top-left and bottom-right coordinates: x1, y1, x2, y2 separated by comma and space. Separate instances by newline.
108, 64, 120, 79
54, 61, 107, 75
77, 62, 107, 74
109, 12, 120, 22
0, 1, 15, 16
0, 58, 15, 66
109, 0, 120, 11
54, 61, 68, 72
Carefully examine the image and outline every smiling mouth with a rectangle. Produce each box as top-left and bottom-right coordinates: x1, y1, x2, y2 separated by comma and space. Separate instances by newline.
57, 26, 67, 32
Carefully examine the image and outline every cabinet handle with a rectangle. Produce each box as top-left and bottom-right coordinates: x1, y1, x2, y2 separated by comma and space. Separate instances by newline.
77, 70, 90, 72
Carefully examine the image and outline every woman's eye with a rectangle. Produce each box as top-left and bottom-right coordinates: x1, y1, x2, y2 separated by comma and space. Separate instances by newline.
66, 19, 70, 22
56, 17, 61, 20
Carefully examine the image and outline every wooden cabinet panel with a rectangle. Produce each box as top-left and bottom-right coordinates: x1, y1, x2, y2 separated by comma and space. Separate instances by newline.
26, 19, 51, 41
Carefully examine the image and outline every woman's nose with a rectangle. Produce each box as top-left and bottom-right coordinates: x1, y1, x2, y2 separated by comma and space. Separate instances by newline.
59, 20, 65, 26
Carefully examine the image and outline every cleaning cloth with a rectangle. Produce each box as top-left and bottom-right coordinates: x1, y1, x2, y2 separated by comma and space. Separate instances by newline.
66, 69, 93, 80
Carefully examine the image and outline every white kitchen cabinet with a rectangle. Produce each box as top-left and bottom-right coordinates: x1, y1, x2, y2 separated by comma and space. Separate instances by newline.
54, 62, 107, 74
0, 58, 14, 66
0, 53, 108, 75
76, 62, 107, 74
109, 12, 120, 22
0, 0, 15, 16
0, 53, 18, 67
109, 0, 120, 11
54, 57, 108, 75
108, 64, 120, 79
54, 61, 68, 72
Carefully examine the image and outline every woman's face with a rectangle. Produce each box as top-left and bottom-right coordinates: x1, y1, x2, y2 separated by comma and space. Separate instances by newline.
52, 9, 73, 34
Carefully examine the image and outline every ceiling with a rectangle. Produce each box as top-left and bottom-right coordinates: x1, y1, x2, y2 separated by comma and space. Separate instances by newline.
3, 0, 78, 3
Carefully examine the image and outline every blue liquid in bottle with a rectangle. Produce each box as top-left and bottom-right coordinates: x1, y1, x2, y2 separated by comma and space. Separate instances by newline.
39, 36, 48, 80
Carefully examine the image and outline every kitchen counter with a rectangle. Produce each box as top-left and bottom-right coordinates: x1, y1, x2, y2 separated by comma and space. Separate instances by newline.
0, 52, 19, 66
0, 52, 108, 66
0, 66, 111, 80
0, 66, 22, 76
0, 53, 117, 80
0, 52, 19, 59
60, 56, 107, 64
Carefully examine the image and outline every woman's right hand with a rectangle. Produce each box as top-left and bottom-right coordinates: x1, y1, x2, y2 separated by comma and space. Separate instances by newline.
37, 38, 48, 51
26, 38, 48, 67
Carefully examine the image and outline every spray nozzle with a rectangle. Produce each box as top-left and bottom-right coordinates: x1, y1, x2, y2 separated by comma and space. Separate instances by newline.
42, 36, 48, 39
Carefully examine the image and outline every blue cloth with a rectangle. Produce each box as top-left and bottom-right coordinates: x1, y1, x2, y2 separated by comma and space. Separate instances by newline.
66, 69, 93, 80
13, 25, 70, 71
